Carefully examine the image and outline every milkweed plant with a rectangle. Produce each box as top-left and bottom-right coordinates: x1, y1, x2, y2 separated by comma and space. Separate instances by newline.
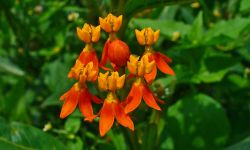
59, 13, 174, 136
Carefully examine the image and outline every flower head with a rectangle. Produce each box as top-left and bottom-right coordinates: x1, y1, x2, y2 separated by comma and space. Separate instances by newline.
99, 13, 122, 33
99, 92, 134, 136
127, 54, 155, 76
59, 82, 102, 121
98, 71, 125, 91
124, 78, 161, 113
77, 23, 100, 43
68, 60, 97, 83
135, 27, 160, 46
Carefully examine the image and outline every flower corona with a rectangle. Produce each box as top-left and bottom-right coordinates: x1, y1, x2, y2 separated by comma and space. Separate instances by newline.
59, 13, 174, 136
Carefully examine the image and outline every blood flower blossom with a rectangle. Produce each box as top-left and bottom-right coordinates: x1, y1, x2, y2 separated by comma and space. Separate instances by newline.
125, 54, 162, 113
97, 71, 134, 136
135, 27, 175, 84
68, 23, 100, 79
60, 61, 102, 122
99, 13, 130, 70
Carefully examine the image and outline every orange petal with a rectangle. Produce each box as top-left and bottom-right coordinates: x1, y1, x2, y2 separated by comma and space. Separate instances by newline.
90, 51, 99, 80
142, 85, 161, 111
125, 84, 142, 113
99, 101, 115, 136
155, 55, 175, 75
78, 50, 87, 64
99, 17, 112, 33
60, 88, 78, 118
91, 25, 101, 42
155, 52, 172, 63
113, 15, 122, 32
144, 64, 157, 84
114, 102, 134, 131
100, 40, 112, 70
60, 90, 69, 101
79, 89, 95, 120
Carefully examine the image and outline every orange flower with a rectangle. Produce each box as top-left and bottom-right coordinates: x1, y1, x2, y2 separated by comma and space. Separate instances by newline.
68, 44, 99, 79
60, 62, 102, 121
99, 13, 122, 33
135, 27, 160, 46
100, 39, 130, 70
125, 55, 161, 113
97, 71, 134, 136
135, 27, 174, 84
98, 71, 125, 91
99, 13, 130, 70
76, 23, 100, 43
144, 52, 174, 83
127, 54, 155, 76
99, 92, 134, 136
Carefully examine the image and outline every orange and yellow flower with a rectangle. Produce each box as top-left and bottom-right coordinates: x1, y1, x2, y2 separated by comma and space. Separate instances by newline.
99, 13, 130, 70
60, 62, 102, 121
135, 27, 160, 46
135, 27, 175, 84
124, 54, 161, 113
97, 71, 134, 136
76, 23, 100, 43
68, 23, 100, 78
99, 13, 122, 33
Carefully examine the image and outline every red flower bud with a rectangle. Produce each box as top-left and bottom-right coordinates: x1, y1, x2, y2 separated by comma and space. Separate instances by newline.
108, 39, 130, 67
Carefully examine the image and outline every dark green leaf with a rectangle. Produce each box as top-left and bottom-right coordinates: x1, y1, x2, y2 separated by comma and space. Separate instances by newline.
226, 136, 250, 150
0, 117, 68, 150
160, 94, 230, 150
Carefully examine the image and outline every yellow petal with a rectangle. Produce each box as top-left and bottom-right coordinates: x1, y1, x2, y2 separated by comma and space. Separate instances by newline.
116, 74, 125, 89
91, 25, 101, 42
145, 60, 155, 74
146, 28, 154, 45
153, 29, 160, 43
137, 61, 145, 76
99, 17, 112, 33
127, 61, 136, 75
108, 72, 117, 91
113, 15, 122, 32
76, 27, 84, 41
98, 72, 109, 90
135, 29, 145, 45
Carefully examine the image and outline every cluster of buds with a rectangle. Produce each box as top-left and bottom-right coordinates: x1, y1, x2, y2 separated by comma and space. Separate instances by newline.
59, 13, 174, 136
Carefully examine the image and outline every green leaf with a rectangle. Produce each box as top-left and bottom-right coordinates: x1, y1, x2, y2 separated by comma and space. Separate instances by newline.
0, 137, 33, 150
65, 117, 81, 134
141, 124, 158, 150
240, 0, 250, 12
131, 18, 191, 39
108, 131, 127, 150
124, 0, 194, 18
160, 94, 230, 149
226, 136, 250, 150
188, 12, 203, 43
0, 117, 67, 150
0, 57, 25, 76
205, 17, 250, 41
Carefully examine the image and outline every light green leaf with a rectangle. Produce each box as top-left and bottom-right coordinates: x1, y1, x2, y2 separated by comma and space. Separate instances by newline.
124, 0, 194, 18
188, 12, 203, 43
0, 57, 25, 76
240, 0, 250, 12
65, 117, 81, 134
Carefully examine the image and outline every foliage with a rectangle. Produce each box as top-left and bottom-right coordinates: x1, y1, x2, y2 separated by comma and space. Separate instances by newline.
0, 0, 250, 149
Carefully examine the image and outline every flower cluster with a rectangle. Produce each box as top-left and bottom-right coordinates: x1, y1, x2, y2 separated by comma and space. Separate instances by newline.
59, 13, 174, 136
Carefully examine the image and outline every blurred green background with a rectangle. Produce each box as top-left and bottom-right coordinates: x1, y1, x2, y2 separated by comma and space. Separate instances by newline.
0, 0, 250, 149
